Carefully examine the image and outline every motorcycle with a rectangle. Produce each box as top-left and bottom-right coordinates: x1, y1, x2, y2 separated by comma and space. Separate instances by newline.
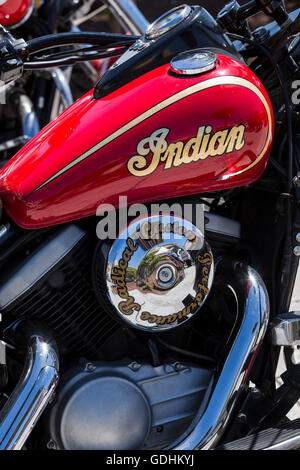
0, 0, 299, 451
0, 0, 148, 166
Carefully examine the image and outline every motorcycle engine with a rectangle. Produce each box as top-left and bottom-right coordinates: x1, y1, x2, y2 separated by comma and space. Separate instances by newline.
0, 208, 240, 450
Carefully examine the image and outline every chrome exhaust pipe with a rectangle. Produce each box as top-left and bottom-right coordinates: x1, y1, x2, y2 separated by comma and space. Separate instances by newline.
0, 330, 59, 450
170, 259, 270, 450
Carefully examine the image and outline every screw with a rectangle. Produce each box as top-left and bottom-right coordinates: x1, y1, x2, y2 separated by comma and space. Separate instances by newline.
47, 439, 56, 450
294, 246, 300, 256
174, 362, 182, 371
296, 233, 300, 243
85, 362, 95, 372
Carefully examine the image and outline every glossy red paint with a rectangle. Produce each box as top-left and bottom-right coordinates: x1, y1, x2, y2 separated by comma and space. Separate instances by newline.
0, 54, 274, 229
0, 0, 33, 28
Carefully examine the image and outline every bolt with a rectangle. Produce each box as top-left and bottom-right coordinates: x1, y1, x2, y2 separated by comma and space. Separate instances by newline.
293, 174, 300, 187
47, 439, 56, 450
296, 233, 300, 243
129, 362, 141, 371
174, 362, 182, 371
294, 246, 300, 257
85, 362, 95, 372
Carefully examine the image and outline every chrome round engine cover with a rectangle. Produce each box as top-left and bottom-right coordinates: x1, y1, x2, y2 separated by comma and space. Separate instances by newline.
106, 215, 214, 331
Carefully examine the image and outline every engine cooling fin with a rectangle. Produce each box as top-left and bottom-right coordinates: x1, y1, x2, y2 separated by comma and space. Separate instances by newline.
0, 225, 119, 358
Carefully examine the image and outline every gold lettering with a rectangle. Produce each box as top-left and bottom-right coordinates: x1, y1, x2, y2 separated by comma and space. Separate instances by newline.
127, 124, 246, 177
163, 141, 184, 169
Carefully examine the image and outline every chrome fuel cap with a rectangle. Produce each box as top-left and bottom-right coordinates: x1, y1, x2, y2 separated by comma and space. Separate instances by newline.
170, 50, 218, 76
106, 214, 214, 332
145, 5, 192, 40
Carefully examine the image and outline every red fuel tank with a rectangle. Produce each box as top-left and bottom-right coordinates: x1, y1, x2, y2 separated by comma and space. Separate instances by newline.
0, 54, 274, 229
0, 0, 34, 28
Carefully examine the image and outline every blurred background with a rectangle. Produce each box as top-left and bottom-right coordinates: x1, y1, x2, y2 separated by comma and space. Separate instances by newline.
88, 0, 300, 32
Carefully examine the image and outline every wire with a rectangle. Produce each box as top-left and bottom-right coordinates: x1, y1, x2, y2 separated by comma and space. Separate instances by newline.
31, 43, 126, 62
155, 336, 216, 365
27, 32, 138, 55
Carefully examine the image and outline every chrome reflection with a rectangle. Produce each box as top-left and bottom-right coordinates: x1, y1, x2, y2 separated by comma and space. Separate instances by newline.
106, 214, 214, 332
18, 94, 40, 140
170, 259, 270, 450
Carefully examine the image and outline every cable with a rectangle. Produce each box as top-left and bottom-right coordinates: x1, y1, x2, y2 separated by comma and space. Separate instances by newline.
155, 336, 216, 365
227, 32, 294, 314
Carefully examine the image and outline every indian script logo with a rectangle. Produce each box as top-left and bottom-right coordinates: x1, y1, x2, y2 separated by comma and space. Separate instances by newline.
127, 125, 246, 177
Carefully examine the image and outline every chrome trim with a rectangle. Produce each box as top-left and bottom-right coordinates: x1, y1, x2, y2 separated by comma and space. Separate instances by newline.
106, 213, 213, 332
270, 311, 300, 346
8, 0, 35, 30
205, 213, 241, 239
0, 136, 30, 153
169, 260, 270, 450
102, 0, 149, 35
18, 94, 40, 140
0, 334, 59, 450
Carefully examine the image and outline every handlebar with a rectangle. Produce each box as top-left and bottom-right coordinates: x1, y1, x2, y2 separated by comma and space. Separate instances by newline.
0, 0, 297, 87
